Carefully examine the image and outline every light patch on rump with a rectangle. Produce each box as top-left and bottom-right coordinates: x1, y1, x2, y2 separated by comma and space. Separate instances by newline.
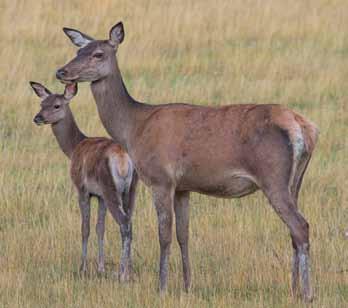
107, 145, 129, 176
271, 107, 306, 190
291, 125, 305, 163
108, 156, 127, 216
287, 122, 305, 190
108, 154, 132, 195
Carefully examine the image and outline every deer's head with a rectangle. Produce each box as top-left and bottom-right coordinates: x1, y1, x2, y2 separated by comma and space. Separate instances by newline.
30, 82, 78, 125
56, 22, 124, 83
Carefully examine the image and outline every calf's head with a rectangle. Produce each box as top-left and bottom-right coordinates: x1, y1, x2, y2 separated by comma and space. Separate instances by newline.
30, 82, 78, 125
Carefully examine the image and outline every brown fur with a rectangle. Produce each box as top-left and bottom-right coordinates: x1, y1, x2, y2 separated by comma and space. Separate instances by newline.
71, 137, 130, 191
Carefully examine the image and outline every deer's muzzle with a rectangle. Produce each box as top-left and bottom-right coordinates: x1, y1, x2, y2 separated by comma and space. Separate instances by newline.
56, 68, 68, 80
33, 114, 44, 125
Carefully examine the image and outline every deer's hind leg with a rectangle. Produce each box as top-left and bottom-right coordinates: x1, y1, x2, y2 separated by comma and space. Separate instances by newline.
122, 171, 138, 218
292, 154, 312, 206
289, 154, 312, 298
252, 125, 313, 301
262, 184, 312, 302
174, 191, 191, 292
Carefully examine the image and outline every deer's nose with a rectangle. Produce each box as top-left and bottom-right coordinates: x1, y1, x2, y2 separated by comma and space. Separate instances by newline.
33, 114, 44, 125
56, 68, 67, 80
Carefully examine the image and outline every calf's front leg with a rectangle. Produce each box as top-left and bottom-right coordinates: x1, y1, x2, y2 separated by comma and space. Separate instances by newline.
78, 192, 91, 274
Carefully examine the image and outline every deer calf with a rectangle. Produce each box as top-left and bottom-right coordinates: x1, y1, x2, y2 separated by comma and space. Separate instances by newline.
31, 82, 137, 281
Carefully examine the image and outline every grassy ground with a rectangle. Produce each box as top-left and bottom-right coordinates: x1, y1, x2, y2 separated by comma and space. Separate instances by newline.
0, 0, 347, 307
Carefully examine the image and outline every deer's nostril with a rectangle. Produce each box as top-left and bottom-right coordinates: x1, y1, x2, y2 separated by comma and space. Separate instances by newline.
56, 69, 67, 79
33, 114, 44, 125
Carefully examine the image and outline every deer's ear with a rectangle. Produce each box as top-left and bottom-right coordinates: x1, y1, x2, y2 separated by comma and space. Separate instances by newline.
62, 27, 94, 48
29, 81, 51, 99
63, 83, 78, 100
109, 22, 124, 47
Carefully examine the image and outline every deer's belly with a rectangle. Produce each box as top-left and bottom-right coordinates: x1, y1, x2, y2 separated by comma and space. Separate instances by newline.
179, 173, 259, 198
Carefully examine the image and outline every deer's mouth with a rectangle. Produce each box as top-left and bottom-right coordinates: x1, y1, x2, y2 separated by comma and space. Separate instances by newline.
60, 79, 77, 85
57, 75, 79, 84
56, 69, 79, 84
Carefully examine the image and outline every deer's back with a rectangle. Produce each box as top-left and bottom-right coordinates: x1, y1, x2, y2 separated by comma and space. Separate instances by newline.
130, 103, 318, 191
70, 137, 132, 196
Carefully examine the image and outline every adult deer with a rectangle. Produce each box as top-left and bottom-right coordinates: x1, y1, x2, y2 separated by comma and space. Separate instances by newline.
31, 82, 137, 281
56, 22, 318, 301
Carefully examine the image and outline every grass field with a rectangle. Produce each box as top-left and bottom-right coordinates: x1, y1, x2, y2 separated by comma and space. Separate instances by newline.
1, 0, 348, 307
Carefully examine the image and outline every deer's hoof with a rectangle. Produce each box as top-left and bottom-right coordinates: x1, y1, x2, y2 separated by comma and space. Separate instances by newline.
79, 264, 88, 277
303, 292, 314, 303
118, 266, 133, 283
97, 268, 106, 278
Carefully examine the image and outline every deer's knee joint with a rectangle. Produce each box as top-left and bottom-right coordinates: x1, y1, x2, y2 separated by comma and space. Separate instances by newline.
158, 218, 173, 248
176, 226, 189, 244
177, 234, 188, 245
300, 218, 309, 232
82, 228, 90, 239
96, 222, 105, 235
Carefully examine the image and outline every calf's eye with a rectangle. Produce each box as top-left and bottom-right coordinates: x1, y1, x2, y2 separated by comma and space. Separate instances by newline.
54, 105, 60, 109
93, 53, 103, 59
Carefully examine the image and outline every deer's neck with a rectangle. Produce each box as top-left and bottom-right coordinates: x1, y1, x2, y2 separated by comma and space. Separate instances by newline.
51, 107, 86, 159
90, 60, 148, 150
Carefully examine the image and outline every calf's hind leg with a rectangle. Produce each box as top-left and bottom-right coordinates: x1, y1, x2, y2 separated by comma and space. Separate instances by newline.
102, 187, 132, 282
96, 197, 107, 274
117, 172, 139, 281
78, 192, 91, 274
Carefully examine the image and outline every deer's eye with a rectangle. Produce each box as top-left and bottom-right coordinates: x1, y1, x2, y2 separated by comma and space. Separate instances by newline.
93, 52, 104, 59
54, 105, 60, 109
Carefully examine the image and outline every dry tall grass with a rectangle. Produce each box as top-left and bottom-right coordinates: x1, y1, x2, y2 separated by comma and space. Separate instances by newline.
0, 0, 347, 307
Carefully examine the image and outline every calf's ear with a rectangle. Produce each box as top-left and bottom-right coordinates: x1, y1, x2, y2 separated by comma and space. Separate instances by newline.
29, 81, 51, 99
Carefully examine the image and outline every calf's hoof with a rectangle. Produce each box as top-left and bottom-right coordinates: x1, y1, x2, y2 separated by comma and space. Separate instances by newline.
118, 265, 133, 283
79, 263, 88, 276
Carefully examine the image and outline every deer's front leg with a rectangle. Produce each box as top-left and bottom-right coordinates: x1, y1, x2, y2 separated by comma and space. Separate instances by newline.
78, 192, 91, 274
174, 191, 191, 292
152, 185, 175, 294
